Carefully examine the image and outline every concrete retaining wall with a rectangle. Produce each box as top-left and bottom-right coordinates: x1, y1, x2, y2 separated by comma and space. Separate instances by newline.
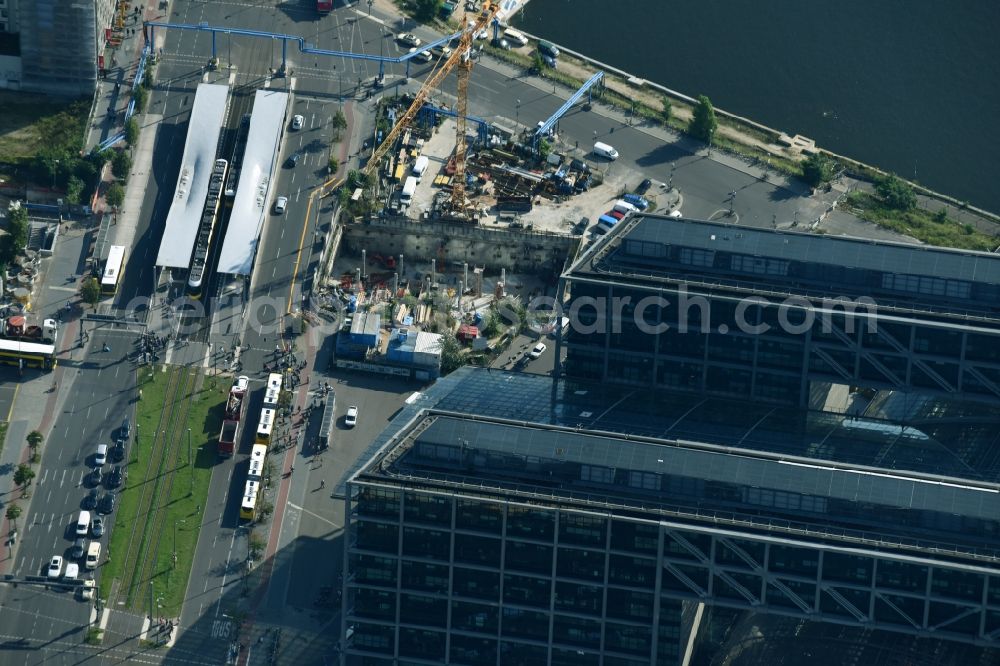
340, 217, 577, 276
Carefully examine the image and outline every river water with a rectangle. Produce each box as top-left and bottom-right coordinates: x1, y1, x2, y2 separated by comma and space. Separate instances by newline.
513, 0, 1000, 214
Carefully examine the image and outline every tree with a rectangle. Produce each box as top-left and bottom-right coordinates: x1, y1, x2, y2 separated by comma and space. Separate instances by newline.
480, 308, 501, 338
328, 156, 339, 174
133, 86, 149, 113
26, 430, 43, 457
688, 94, 718, 143
65, 175, 85, 205
111, 151, 131, 181
106, 182, 125, 209
13, 464, 35, 490
875, 173, 917, 211
660, 95, 673, 125
413, 0, 442, 21
80, 277, 102, 310
801, 153, 835, 188
124, 117, 140, 147
347, 169, 369, 190
332, 109, 347, 130
530, 51, 546, 74
439, 332, 464, 375
248, 530, 266, 558
5, 503, 21, 531
538, 137, 552, 161
6, 204, 29, 252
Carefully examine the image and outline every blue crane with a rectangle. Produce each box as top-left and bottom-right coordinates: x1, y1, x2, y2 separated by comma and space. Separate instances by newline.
533, 71, 605, 149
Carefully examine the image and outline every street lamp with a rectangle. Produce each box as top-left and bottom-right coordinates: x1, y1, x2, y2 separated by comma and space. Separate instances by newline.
708, 127, 714, 156
173, 519, 186, 568
367, 0, 373, 15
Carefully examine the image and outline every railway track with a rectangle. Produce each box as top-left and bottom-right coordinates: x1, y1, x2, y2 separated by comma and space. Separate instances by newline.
138, 368, 199, 605
114, 366, 197, 610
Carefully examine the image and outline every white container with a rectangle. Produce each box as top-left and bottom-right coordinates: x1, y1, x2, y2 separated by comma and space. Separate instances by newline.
412, 156, 430, 180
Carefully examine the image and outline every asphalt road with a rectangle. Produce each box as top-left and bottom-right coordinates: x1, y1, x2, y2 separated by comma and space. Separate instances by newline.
0, 329, 137, 665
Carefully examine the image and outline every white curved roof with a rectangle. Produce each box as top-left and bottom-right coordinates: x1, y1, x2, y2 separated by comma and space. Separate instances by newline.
216, 89, 288, 276
155, 83, 230, 269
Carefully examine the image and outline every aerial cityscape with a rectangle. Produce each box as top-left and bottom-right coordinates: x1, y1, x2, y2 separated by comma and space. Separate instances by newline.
0, 1, 998, 665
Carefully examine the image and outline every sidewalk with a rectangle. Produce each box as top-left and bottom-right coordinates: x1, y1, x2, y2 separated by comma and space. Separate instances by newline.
0, 219, 94, 574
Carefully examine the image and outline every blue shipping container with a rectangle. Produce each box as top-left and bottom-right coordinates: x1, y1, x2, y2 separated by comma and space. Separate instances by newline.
598, 214, 619, 227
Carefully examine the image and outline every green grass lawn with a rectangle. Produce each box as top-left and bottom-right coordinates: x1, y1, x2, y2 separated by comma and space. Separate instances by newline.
99, 368, 227, 616
845, 192, 997, 251
0, 92, 89, 163
0, 421, 7, 458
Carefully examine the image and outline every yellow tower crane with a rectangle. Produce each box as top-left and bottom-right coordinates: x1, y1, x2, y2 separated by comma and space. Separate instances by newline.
362, 1, 501, 217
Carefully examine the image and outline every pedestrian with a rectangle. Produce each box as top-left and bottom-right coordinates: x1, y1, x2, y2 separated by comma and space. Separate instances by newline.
320, 479, 325, 489
290, 465, 295, 474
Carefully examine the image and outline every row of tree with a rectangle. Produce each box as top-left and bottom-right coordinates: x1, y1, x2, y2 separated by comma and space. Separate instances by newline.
4, 430, 45, 532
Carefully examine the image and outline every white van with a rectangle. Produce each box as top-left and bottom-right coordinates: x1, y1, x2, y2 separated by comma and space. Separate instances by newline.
95, 444, 108, 466
593, 141, 619, 160
412, 155, 429, 180
612, 200, 639, 214
400, 176, 417, 206
64, 562, 79, 581
75, 511, 91, 537
85, 542, 101, 569
502, 28, 529, 47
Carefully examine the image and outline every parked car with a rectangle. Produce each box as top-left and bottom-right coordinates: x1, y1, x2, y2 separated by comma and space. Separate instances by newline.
82, 488, 99, 511
413, 49, 433, 63
397, 32, 421, 47
71, 538, 87, 560
91, 516, 105, 538
637, 178, 652, 194
94, 444, 108, 466
107, 465, 126, 489
274, 196, 288, 214
98, 492, 117, 515
89, 466, 102, 487
529, 342, 547, 359
120, 419, 131, 440
47, 555, 63, 579
110, 440, 126, 462
345, 406, 359, 428
76, 511, 91, 537
291, 114, 304, 130
431, 45, 452, 59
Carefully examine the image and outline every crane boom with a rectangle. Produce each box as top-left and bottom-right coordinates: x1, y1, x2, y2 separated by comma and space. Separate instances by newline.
362, 2, 500, 199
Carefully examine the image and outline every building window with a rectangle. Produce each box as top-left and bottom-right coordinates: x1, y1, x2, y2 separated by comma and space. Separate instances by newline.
559, 513, 607, 547
580, 464, 614, 484
881, 273, 971, 299
730, 255, 789, 276
628, 470, 661, 491
678, 247, 715, 267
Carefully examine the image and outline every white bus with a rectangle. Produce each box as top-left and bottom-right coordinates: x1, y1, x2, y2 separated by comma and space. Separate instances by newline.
101, 245, 127, 295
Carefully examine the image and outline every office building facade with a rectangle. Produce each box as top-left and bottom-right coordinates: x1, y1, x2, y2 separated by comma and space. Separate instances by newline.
559, 216, 1000, 407
16, 0, 116, 95
340, 370, 1000, 665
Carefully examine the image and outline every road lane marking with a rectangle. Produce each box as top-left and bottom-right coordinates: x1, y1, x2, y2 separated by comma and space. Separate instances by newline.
286, 502, 340, 528
59, 470, 66, 488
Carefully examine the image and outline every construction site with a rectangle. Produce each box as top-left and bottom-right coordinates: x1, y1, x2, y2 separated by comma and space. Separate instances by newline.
312, 1, 626, 375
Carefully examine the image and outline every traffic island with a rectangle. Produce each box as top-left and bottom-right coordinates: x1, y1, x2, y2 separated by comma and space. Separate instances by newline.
99, 366, 228, 617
